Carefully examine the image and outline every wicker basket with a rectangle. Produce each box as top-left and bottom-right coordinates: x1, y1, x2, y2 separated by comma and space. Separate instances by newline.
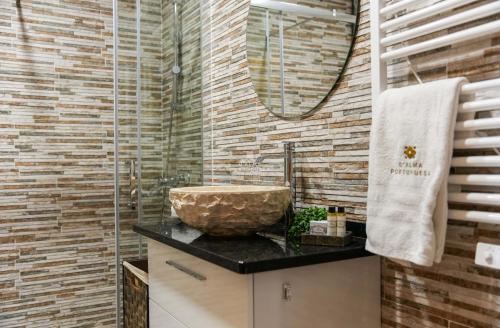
123, 260, 149, 328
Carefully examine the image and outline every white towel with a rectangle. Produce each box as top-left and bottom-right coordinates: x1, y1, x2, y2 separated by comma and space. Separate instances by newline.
365, 77, 467, 267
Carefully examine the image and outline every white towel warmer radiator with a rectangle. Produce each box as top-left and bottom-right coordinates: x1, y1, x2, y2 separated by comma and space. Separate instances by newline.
370, 1, 500, 227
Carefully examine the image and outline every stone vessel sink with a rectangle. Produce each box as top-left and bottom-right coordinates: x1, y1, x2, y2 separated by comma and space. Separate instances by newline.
169, 185, 291, 236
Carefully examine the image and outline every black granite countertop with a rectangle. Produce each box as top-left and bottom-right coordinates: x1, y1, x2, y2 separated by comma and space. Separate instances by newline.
133, 219, 373, 274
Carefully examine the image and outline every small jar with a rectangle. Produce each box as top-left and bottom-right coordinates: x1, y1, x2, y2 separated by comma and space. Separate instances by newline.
336, 207, 346, 237
327, 206, 337, 236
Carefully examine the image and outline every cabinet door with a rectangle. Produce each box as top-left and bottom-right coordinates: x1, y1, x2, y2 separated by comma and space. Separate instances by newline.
150, 299, 187, 328
148, 239, 252, 328
253, 256, 381, 328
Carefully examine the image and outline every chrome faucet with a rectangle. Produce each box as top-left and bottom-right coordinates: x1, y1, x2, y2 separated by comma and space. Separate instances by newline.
157, 172, 190, 188
283, 141, 294, 190
254, 141, 295, 207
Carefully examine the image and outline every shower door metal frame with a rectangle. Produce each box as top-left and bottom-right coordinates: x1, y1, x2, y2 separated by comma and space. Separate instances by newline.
278, 13, 285, 115
112, 0, 121, 326
135, 0, 144, 260
112, 0, 145, 325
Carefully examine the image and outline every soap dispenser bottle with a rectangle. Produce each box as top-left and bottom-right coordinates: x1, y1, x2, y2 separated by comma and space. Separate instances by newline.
336, 207, 346, 237
327, 206, 337, 236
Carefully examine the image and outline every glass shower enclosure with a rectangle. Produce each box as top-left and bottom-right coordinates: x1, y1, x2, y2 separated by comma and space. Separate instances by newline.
114, 0, 205, 325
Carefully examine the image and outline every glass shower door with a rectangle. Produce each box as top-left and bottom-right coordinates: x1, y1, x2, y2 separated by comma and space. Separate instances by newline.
138, 0, 204, 231
115, 0, 204, 326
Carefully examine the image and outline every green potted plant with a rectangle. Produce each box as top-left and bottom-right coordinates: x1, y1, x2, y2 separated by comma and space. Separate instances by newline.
288, 206, 327, 239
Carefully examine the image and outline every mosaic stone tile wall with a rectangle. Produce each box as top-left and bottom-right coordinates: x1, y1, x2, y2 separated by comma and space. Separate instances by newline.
202, 0, 500, 327
0, 0, 117, 326
1, 0, 498, 326
203, 0, 372, 218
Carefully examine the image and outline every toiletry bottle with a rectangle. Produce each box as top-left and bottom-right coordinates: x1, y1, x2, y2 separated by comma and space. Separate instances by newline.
327, 206, 337, 236
336, 207, 346, 237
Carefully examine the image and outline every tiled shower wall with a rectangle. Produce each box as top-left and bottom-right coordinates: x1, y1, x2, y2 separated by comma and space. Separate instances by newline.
0, 0, 116, 326
0, 0, 203, 325
161, 0, 204, 190
203, 0, 500, 327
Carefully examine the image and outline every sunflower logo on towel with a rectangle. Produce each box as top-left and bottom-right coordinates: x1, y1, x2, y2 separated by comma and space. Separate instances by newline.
404, 146, 417, 159
391, 145, 429, 176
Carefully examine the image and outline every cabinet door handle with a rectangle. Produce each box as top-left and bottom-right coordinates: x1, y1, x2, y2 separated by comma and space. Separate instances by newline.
165, 260, 207, 281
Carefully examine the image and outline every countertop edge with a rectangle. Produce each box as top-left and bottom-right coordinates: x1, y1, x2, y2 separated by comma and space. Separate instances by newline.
133, 224, 374, 274
239, 245, 374, 274
133, 224, 243, 273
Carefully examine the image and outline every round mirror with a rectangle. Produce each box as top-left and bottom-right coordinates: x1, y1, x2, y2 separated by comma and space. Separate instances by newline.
246, 0, 359, 119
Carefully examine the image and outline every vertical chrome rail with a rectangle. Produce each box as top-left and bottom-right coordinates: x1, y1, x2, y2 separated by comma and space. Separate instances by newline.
172, 0, 181, 111
370, 0, 386, 107
136, 0, 144, 260
164, 0, 182, 180
279, 13, 285, 115
112, 0, 121, 325
265, 9, 271, 108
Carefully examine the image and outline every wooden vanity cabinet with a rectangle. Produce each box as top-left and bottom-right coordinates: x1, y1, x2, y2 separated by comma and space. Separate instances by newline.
147, 239, 380, 328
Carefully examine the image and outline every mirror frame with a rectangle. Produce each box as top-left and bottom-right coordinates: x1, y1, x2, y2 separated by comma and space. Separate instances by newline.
245, 0, 361, 121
